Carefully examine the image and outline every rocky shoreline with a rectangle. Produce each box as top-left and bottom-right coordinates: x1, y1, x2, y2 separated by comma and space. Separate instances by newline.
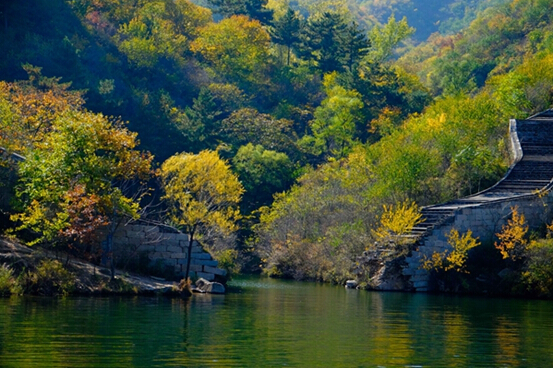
0, 236, 184, 297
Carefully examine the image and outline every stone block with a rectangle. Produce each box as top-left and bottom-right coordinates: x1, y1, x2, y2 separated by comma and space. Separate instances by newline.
149, 252, 162, 260
142, 226, 159, 234
196, 272, 215, 281
204, 266, 227, 276
177, 258, 190, 265
170, 252, 188, 259
191, 246, 203, 253
167, 245, 183, 253
191, 252, 212, 260
137, 245, 156, 253
163, 258, 177, 266
155, 245, 167, 253
188, 264, 203, 272
126, 230, 143, 239
179, 240, 190, 248
195, 259, 219, 267
175, 233, 189, 241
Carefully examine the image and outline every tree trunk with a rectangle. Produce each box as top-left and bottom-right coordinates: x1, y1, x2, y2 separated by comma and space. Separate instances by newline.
184, 226, 196, 281
287, 45, 291, 66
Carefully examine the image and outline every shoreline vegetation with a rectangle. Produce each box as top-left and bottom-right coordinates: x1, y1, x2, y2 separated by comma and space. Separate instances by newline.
0, 236, 183, 297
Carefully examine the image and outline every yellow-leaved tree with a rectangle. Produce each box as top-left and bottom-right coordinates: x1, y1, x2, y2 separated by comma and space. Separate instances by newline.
495, 206, 528, 261
422, 228, 480, 273
161, 150, 244, 280
372, 201, 423, 252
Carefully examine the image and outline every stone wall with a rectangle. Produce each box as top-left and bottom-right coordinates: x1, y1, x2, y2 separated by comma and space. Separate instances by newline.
404, 193, 553, 291
113, 225, 227, 281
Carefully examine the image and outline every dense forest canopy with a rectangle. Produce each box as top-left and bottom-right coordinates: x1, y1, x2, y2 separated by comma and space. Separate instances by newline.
1, 0, 553, 294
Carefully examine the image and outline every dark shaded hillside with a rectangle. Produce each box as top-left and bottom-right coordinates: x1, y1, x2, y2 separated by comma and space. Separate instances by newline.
0, 0, 195, 161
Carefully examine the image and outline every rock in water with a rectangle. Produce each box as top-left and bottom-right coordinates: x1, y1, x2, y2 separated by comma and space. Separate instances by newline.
194, 278, 226, 294
345, 280, 358, 289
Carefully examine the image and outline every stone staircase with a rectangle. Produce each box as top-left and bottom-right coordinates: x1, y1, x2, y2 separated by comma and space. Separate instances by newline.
402, 109, 553, 291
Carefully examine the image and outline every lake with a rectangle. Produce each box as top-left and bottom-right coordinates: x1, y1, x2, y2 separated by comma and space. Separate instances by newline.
1, 275, 553, 367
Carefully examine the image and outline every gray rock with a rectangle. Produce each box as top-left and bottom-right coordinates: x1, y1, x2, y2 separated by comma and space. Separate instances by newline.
194, 277, 226, 294
345, 280, 358, 289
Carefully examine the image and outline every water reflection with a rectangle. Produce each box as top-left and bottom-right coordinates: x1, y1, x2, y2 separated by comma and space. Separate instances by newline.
1, 278, 553, 367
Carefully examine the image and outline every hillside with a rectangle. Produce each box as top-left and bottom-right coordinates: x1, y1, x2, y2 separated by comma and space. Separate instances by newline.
353, 0, 508, 41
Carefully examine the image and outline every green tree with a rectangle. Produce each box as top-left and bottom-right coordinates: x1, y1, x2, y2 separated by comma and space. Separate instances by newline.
11, 110, 153, 275
161, 150, 244, 280
341, 21, 370, 72
300, 73, 364, 159
368, 15, 414, 63
190, 15, 271, 85
220, 108, 298, 157
115, 2, 188, 68
207, 0, 274, 24
301, 12, 347, 73
270, 7, 302, 65
232, 143, 295, 210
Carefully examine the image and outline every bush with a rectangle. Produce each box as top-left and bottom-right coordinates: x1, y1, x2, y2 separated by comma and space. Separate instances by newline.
213, 249, 241, 277
522, 239, 553, 298
21, 259, 75, 296
0, 264, 18, 295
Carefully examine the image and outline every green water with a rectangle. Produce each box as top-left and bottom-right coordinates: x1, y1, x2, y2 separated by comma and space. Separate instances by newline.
1, 276, 553, 367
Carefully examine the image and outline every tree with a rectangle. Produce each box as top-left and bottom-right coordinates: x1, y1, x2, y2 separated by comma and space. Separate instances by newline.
232, 143, 295, 211
11, 109, 153, 276
300, 72, 364, 159
190, 15, 271, 85
495, 206, 529, 261
207, 0, 274, 25
182, 87, 222, 150
372, 200, 423, 250
220, 108, 298, 157
270, 7, 302, 65
340, 21, 370, 72
301, 12, 347, 73
161, 150, 244, 281
115, 2, 188, 69
423, 228, 480, 273
0, 65, 85, 154
368, 15, 414, 63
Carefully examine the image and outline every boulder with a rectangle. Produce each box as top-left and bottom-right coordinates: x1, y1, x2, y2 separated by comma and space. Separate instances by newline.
194, 277, 226, 294
345, 280, 358, 289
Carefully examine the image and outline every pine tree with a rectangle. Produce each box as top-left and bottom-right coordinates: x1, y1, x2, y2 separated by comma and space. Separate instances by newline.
270, 8, 302, 66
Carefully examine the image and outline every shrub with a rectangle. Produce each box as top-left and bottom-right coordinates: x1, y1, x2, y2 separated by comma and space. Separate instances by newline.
423, 228, 480, 273
495, 206, 528, 261
0, 264, 17, 295
21, 259, 75, 296
522, 239, 553, 298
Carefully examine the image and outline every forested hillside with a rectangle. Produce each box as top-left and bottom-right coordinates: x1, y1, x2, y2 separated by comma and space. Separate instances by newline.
2, 0, 553, 295
352, 0, 508, 41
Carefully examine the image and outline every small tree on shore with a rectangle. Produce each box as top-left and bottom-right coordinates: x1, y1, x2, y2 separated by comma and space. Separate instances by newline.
161, 150, 244, 281
495, 206, 528, 261
423, 228, 480, 273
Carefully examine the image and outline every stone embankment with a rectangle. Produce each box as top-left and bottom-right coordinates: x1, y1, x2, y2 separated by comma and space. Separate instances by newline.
368, 110, 553, 291
113, 225, 227, 282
